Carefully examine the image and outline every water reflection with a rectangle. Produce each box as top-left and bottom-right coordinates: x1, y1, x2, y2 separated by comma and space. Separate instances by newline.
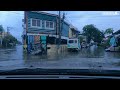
22, 45, 120, 62
1, 45, 120, 70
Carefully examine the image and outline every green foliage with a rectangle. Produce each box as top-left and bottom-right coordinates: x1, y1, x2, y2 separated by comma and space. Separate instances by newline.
0, 25, 4, 32
105, 28, 114, 34
83, 24, 104, 44
78, 36, 84, 43
2, 34, 18, 47
101, 37, 111, 48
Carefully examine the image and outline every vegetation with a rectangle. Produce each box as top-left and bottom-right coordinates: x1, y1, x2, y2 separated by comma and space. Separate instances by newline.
0, 25, 4, 32
83, 24, 104, 44
2, 34, 18, 47
101, 37, 111, 48
104, 28, 114, 34
0, 25, 19, 48
78, 35, 84, 43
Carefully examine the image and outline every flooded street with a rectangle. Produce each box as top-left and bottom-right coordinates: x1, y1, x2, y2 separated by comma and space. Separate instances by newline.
0, 45, 120, 70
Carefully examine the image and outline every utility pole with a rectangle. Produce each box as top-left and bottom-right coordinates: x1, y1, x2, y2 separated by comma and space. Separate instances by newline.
61, 12, 65, 39
7, 27, 14, 35
7, 27, 10, 34
58, 11, 61, 48
24, 11, 28, 52
57, 11, 66, 48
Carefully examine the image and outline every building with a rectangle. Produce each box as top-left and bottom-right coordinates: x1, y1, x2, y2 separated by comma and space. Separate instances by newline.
22, 11, 79, 52
113, 30, 120, 46
0, 31, 8, 46
69, 24, 80, 38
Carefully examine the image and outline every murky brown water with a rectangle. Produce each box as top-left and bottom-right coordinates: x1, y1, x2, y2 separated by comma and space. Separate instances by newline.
0, 45, 120, 70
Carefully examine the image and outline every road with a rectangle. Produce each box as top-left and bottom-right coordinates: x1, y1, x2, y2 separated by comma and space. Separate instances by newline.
0, 45, 120, 70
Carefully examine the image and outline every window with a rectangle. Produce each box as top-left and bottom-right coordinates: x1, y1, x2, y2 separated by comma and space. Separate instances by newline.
37, 20, 40, 27
69, 40, 74, 43
45, 21, 54, 29
50, 22, 53, 28
32, 19, 36, 26
75, 40, 77, 43
46, 21, 50, 28
31, 19, 42, 28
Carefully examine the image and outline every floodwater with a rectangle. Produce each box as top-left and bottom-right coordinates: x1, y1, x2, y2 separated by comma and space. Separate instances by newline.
0, 45, 120, 70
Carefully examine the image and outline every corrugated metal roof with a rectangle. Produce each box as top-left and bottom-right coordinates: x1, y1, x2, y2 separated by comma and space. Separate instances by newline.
31, 11, 58, 17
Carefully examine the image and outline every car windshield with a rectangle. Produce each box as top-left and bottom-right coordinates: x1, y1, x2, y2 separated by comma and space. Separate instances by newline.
1, 11, 120, 76
69, 40, 74, 43
75, 40, 77, 43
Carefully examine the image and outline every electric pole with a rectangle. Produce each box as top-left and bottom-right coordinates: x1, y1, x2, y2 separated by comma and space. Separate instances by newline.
7, 27, 13, 35
58, 11, 66, 48
7, 27, 10, 34
58, 11, 61, 48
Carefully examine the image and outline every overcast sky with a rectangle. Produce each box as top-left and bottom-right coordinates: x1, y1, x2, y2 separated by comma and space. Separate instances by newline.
0, 11, 120, 41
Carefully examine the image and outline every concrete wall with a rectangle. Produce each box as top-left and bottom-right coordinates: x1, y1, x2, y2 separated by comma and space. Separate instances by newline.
110, 47, 120, 51
69, 28, 80, 38
47, 44, 68, 53
47, 44, 68, 59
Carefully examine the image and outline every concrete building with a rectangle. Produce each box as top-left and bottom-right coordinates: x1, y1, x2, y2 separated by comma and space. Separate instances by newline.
69, 25, 80, 38
22, 11, 80, 53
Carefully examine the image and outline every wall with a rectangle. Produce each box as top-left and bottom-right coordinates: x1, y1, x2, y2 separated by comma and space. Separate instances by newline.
26, 11, 72, 38
61, 22, 69, 37
27, 11, 57, 34
69, 28, 80, 38
69, 28, 72, 38
47, 44, 68, 53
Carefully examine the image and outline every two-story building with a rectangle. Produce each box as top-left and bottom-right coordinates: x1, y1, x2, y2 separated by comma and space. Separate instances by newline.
22, 11, 80, 52
69, 24, 80, 38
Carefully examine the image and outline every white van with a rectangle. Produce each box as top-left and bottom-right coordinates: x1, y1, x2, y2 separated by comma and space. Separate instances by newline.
67, 38, 81, 51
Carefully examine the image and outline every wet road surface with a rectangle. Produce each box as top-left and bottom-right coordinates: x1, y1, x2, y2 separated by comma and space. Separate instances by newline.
0, 45, 120, 70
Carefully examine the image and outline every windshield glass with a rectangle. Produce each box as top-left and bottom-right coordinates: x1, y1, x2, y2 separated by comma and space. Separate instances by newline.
69, 40, 74, 43
0, 11, 120, 75
75, 40, 77, 43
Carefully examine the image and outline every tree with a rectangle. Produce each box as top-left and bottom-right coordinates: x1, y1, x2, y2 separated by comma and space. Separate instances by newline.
83, 24, 104, 44
78, 35, 84, 43
93, 30, 105, 43
83, 24, 95, 43
0, 25, 4, 32
2, 34, 18, 47
0, 25, 4, 47
105, 28, 114, 34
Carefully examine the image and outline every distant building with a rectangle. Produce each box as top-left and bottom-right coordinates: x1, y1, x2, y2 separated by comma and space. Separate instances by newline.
69, 25, 80, 38
0, 31, 8, 46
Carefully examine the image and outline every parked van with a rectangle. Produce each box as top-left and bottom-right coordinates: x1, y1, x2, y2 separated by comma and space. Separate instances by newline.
67, 38, 81, 51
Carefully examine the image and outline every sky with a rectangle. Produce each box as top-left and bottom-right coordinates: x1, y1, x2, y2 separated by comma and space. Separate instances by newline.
0, 11, 120, 41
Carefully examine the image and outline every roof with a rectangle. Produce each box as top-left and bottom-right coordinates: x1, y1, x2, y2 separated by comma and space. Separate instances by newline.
31, 11, 58, 17
69, 24, 80, 32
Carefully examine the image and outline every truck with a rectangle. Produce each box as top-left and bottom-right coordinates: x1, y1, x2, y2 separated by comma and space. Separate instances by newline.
67, 38, 81, 51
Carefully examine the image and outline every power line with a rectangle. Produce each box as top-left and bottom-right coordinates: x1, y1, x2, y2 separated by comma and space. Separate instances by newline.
66, 15, 120, 20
